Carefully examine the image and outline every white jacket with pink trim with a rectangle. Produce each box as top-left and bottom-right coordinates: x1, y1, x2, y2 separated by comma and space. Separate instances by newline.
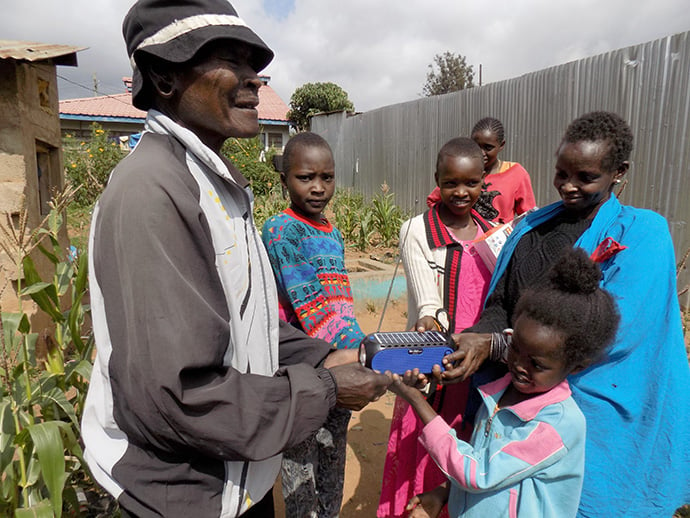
419, 374, 585, 518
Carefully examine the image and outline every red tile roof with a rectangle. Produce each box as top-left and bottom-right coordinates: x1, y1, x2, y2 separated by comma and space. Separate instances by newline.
60, 78, 289, 123
60, 93, 146, 120
257, 82, 290, 122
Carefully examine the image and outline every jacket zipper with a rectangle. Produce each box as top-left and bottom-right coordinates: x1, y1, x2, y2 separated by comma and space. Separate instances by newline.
485, 403, 500, 437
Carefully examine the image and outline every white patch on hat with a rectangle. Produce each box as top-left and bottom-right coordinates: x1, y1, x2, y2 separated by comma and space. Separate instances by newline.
134, 13, 248, 56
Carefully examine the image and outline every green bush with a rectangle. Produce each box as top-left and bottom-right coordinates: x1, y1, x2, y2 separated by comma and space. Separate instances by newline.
332, 185, 406, 251
253, 189, 289, 232
356, 209, 375, 252
333, 189, 365, 243
63, 124, 126, 208
221, 136, 280, 197
370, 183, 406, 248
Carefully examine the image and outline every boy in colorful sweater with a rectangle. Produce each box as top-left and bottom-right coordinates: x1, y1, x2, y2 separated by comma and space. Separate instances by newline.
262, 132, 364, 517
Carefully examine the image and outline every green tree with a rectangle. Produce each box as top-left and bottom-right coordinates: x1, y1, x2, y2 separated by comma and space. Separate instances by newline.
422, 51, 474, 96
287, 82, 355, 131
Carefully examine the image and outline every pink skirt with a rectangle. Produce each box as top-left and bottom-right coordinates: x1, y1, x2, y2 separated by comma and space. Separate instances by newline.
377, 381, 472, 518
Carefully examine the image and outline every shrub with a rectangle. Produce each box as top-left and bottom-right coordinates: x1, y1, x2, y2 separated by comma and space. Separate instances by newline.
253, 189, 289, 232
370, 183, 406, 248
221, 136, 280, 197
63, 124, 126, 208
332, 184, 406, 251
333, 189, 364, 243
356, 209, 375, 252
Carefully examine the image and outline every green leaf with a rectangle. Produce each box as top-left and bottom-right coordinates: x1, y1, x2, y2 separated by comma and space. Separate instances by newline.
43, 346, 65, 376
0, 399, 14, 450
24, 449, 41, 486
17, 313, 31, 335
15, 408, 34, 432
0, 461, 20, 505
65, 359, 92, 384
15, 499, 54, 518
67, 297, 85, 354
54, 262, 72, 298
57, 422, 83, 462
27, 422, 67, 517
15, 332, 38, 366
34, 386, 78, 427
73, 249, 88, 296
20, 257, 63, 322
2, 312, 30, 349
20, 282, 53, 296
0, 399, 16, 471
37, 243, 59, 266
47, 209, 64, 238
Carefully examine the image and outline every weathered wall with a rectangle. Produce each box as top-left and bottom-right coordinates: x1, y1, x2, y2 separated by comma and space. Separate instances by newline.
0, 58, 68, 316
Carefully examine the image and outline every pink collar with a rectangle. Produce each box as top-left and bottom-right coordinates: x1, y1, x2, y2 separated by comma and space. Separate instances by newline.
479, 374, 572, 421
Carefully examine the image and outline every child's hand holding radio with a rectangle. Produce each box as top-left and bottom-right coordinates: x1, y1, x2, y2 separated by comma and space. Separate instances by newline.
413, 315, 440, 332
386, 369, 438, 425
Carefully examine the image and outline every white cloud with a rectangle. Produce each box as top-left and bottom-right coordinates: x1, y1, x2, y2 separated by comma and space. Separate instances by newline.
2, 0, 689, 111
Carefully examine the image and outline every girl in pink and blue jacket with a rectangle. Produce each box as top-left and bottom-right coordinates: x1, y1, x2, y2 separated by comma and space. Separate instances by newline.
388, 248, 618, 518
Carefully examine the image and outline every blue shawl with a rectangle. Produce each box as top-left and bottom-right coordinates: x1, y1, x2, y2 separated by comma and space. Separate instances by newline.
490, 196, 690, 516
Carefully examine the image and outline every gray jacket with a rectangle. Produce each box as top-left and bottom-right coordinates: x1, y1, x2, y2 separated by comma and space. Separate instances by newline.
82, 112, 336, 517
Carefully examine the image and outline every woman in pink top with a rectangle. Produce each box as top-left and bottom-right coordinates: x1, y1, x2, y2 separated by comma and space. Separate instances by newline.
427, 117, 536, 224
378, 138, 493, 518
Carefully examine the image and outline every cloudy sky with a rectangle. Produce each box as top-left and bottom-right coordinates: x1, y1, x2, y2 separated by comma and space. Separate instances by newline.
2, 0, 689, 112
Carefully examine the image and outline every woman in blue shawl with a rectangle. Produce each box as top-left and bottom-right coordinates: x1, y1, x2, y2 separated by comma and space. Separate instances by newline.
436, 112, 690, 517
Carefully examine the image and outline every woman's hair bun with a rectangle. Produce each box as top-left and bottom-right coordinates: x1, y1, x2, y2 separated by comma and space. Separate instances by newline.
549, 248, 602, 294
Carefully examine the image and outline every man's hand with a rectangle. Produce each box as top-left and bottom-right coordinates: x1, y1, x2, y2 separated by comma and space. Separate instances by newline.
322, 348, 359, 369
441, 332, 491, 382
410, 333, 492, 386
427, 332, 492, 384
329, 363, 391, 411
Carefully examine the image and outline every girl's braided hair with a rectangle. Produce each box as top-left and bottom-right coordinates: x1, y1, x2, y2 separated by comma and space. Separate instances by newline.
471, 117, 505, 143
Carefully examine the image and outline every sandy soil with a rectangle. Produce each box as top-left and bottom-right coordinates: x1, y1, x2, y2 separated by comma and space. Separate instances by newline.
273, 250, 409, 517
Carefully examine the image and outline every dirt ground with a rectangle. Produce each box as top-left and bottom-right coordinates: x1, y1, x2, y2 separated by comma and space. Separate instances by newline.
273, 250, 409, 517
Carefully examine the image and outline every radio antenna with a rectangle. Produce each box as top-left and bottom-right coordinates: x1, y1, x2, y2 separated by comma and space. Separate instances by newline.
376, 197, 419, 332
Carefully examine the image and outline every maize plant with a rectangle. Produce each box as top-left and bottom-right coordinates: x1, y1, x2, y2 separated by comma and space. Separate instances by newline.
0, 188, 94, 517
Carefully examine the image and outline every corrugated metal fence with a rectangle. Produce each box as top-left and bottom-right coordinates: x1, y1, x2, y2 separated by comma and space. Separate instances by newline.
312, 30, 690, 298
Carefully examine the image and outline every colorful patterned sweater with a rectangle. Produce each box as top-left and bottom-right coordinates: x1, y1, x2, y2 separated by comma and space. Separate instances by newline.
262, 208, 364, 349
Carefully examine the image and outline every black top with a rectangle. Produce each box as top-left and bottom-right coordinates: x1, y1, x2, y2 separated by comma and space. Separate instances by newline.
469, 211, 593, 333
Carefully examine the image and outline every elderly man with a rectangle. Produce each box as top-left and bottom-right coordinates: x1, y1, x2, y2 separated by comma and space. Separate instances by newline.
80, 1, 390, 517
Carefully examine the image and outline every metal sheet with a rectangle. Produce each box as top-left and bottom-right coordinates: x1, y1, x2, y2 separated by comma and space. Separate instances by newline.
312, 30, 690, 298
0, 40, 84, 66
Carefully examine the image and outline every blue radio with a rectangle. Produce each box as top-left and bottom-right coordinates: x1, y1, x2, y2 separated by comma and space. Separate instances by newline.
358, 331, 455, 375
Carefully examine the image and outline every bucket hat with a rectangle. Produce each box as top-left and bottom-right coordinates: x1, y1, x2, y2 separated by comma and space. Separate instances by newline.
123, 0, 274, 109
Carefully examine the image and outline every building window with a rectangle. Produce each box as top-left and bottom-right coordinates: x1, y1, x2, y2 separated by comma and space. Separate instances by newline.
267, 132, 283, 149
35, 141, 59, 216
37, 78, 50, 109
